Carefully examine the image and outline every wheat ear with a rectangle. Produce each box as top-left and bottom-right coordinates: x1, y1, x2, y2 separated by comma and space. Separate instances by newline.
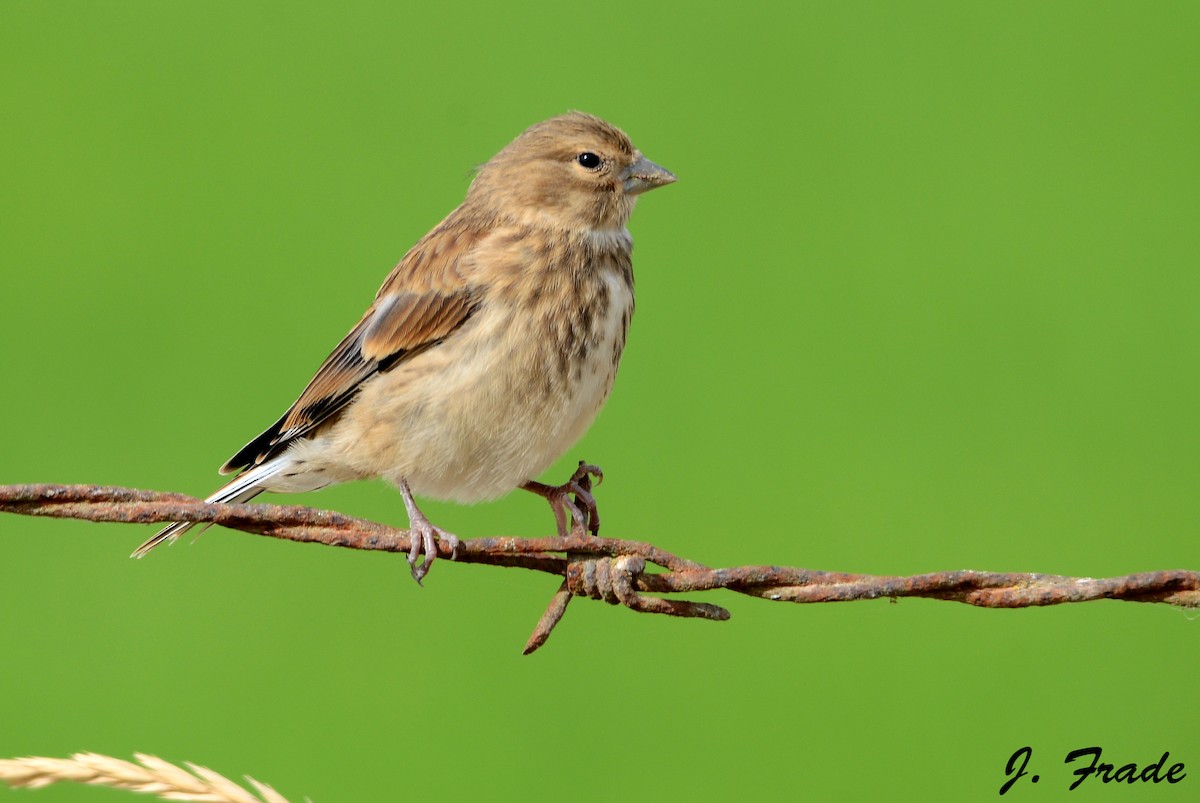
0, 752, 295, 802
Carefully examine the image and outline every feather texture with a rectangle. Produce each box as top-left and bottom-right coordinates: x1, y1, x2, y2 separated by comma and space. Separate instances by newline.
136, 112, 674, 562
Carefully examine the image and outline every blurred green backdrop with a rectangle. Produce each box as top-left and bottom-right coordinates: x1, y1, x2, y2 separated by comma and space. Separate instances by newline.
1, 1, 1197, 800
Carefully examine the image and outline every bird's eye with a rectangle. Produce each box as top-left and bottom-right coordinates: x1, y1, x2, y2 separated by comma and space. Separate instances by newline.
576, 152, 602, 170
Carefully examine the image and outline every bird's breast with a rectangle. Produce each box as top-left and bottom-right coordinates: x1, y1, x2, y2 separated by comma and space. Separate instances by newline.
331, 248, 634, 503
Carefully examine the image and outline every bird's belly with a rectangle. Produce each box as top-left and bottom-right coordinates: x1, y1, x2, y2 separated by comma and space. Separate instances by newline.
328, 279, 631, 502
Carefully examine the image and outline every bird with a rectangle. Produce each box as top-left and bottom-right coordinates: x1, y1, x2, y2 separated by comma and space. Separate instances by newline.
133, 112, 675, 582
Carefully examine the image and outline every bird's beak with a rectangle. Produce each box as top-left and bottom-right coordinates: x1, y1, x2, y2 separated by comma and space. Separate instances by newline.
622, 155, 677, 195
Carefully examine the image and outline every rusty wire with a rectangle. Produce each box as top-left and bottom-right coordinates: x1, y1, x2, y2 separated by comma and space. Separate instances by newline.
2, 483, 1197, 654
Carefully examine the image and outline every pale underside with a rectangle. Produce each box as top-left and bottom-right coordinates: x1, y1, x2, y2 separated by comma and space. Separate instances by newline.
274, 265, 633, 502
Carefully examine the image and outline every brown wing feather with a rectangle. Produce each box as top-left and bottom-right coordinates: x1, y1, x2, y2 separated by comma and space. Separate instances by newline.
220, 222, 482, 474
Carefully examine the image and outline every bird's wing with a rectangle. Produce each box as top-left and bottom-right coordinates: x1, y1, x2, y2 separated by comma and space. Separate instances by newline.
220, 222, 482, 474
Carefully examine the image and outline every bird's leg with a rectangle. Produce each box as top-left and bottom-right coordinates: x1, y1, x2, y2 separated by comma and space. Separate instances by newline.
398, 479, 459, 584
521, 461, 604, 537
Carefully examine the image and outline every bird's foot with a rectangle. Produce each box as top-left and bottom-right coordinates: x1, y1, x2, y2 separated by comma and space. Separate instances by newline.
522, 461, 604, 537
399, 480, 459, 585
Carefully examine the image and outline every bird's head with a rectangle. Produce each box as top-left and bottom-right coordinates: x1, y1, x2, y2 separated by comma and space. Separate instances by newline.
469, 112, 675, 231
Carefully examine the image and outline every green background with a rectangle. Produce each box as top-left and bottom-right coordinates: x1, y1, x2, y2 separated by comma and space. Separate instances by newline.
1, 2, 1197, 800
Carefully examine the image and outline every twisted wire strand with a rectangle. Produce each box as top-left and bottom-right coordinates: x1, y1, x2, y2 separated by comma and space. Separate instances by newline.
3, 484, 1196, 654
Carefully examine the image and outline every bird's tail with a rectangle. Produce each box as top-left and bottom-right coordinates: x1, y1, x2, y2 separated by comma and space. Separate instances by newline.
131, 462, 279, 558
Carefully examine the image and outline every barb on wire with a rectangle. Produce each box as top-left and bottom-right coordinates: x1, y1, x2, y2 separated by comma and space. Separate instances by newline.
2, 484, 1197, 654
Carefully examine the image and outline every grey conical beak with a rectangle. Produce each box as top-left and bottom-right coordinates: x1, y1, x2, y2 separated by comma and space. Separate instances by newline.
622, 154, 677, 195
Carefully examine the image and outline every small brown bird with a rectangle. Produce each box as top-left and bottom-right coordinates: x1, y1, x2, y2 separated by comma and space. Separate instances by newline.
134, 112, 675, 581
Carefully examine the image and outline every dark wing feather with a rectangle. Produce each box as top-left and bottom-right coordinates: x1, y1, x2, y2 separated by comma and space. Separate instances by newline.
220, 224, 481, 474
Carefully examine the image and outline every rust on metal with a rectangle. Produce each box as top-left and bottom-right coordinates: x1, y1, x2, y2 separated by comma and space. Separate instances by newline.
2, 483, 1197, 655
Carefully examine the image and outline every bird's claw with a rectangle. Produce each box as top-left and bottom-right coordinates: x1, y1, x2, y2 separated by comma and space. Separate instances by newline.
407, 521, 460, 585
398, 478, 458, 585
523, 461, 604, 537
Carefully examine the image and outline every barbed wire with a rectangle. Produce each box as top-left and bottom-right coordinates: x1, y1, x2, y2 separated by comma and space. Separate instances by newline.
2, 483, 1197, 654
